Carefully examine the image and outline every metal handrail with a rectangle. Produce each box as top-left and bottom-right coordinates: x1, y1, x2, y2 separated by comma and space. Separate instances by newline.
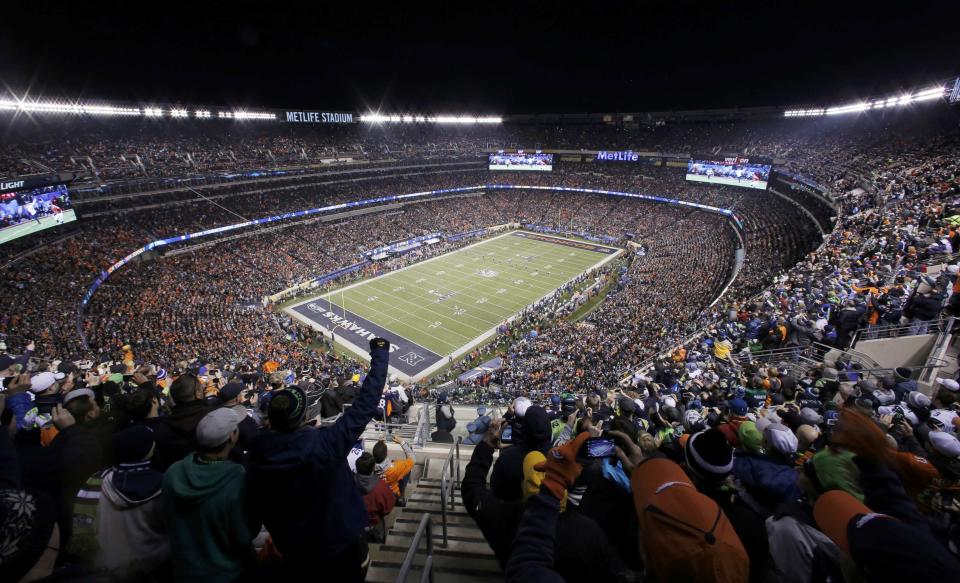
394, 514, 435, 583
438, 436, 462, 547
852, 317, 947, 345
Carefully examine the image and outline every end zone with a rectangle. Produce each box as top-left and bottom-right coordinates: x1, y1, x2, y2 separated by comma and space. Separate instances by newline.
287, 297, 443, 378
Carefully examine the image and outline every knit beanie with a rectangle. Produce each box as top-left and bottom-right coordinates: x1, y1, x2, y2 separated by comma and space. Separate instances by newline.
684, 429, 734, 483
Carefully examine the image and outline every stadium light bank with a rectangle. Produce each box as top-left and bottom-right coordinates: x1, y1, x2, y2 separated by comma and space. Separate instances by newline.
0, 96, 277, 120
358, 113, 502, 124
784, 85, 947, 117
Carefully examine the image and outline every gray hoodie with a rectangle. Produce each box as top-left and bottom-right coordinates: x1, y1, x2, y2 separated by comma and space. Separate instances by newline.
95, 465, 169, 575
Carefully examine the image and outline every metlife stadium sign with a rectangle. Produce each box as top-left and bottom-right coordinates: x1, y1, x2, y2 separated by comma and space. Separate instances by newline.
596, 150, 641, 162
284, 111, 354, 124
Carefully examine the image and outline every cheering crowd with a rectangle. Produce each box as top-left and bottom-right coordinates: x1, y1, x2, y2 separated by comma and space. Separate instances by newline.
2, 107, 960, 580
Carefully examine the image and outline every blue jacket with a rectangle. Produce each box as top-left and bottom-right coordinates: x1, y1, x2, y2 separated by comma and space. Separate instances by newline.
247, 343, 389, 563
733, 453, 801, 515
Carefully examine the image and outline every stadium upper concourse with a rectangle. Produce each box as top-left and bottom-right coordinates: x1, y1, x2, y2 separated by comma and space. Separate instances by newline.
3, 80, 960, 582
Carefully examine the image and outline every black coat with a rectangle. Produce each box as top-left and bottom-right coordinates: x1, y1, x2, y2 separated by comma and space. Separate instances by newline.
152, 400, 209, 471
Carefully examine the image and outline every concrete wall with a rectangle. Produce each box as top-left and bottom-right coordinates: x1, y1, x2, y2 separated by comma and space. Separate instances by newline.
854, 334, 937, 369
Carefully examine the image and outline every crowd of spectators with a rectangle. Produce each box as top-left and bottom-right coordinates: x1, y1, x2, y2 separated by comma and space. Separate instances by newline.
1, 108, 960, 580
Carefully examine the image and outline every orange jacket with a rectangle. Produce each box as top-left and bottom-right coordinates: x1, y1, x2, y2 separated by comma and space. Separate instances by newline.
380, 458, 415, 497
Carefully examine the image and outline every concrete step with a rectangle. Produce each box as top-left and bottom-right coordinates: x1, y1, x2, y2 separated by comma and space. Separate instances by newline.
386, 531, 494, 555
390, 521, 487, 541
395, 514, 480, 529
369, 549, 501, 578
400, 503, 472, 518
365, 565, 502, 583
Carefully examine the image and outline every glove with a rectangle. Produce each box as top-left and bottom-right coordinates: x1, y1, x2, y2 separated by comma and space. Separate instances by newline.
534, 431, 589, 500
370, 338, 390, 352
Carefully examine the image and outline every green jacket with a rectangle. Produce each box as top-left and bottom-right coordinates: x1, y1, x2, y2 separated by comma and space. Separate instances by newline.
163, 454, 257, 583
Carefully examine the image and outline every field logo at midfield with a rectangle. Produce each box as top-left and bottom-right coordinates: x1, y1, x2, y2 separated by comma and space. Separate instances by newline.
399, 352, 426, 366
428, 289, 456, 303
477, 269, 498, 278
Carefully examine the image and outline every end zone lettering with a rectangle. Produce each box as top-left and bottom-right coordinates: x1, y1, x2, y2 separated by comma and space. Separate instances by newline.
285, 111, 354, 124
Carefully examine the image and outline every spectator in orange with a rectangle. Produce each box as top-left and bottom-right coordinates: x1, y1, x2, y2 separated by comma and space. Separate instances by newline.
372, 435, 415, 505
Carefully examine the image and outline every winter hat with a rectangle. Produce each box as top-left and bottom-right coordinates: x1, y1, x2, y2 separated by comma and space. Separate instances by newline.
268, 387, 307, 431
907, 391, 932, 410
684, 429, 734, 482
764, 423, 799, 456
814, 491, 960, 581
683, 409, 704, 433
928, 431, 960, 458
894, 367, 912, 382
513, 396, 532, 417
800, 407, 824, 426
29, 371, 64, 393
936, 378, 960, 392
738, 421, 764, 454
631, 458, 749, 583
728, 398, 748, 417
218, 381, 245, 403
550, 394, 561, 406
113, 425, 155, 463
822, 368, 839, 382
436, 391, 449, 404
856, 379, 877, 393
196, 407, 242, 449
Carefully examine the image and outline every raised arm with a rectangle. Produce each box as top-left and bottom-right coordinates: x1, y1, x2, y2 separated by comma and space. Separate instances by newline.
320, 338, 390, 457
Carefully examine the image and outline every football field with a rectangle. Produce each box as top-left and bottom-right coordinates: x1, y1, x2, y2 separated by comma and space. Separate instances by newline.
286, 231, 621, 378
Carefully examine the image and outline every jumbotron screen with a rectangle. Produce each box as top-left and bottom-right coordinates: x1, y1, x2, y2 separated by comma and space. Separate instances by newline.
488, 152, 553, 171
0, 184, 76, 245
686, 157, 771, 190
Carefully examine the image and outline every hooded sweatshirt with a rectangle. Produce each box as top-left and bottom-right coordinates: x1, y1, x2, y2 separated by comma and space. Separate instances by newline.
490, 406, 553, 501
163, 455, 254, 583
247, 342, 389, 565
94, 462, 168, 575
355, 472, 395, 527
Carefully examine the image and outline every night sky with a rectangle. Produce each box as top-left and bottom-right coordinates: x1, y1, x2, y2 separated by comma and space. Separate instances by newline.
1, 0, 957, 114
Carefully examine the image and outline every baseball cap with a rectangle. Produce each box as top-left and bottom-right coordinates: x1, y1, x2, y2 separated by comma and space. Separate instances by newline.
814, 490, 960, 580
764, 423, 799, 455
196, 408, 242, 449
218, 381, 245, 403
936, 377, 960, 392
631, 458, 749, 582
0, 354, 17, 371
62, 388, 95, 405
728, 398, 748, 416
29, 371, 65, 393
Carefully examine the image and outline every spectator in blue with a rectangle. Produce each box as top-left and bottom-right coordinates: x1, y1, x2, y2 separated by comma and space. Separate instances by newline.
247, 338, 390, 582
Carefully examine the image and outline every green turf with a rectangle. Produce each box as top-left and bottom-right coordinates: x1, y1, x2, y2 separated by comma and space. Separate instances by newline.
321, 232, 618, 355
0, 211, 77, 245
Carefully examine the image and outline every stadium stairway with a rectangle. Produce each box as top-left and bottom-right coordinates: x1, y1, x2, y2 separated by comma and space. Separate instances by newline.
366, 448, 503, 583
